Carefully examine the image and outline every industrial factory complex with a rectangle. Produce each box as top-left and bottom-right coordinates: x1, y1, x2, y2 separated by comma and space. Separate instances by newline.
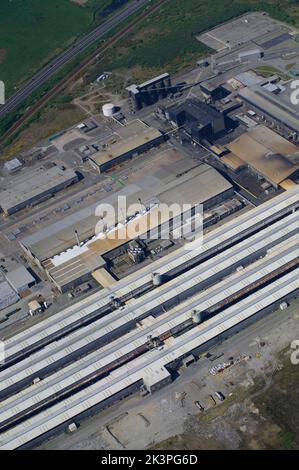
0, 9, 299, 452
223, 125, 299, 188
239, 80, 299, 136
20, 156, 233, 293
0, 187, 298, 449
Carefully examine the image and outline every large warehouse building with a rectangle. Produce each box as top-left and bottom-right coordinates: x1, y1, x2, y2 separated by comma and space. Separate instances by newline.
224, 125, 299, 188
88, 120, 165, 173
239, 79, 299, 138
20, 160, 233, 292
0, 187, 298, 449
0, 162, 79, 215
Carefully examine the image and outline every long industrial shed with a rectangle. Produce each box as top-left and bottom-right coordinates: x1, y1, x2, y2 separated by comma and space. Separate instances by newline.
2, 187, 299, 365
0, 187, 298, 449
0, 213, 298, 400
0, 267, 298, 450
0, 234, 297, 421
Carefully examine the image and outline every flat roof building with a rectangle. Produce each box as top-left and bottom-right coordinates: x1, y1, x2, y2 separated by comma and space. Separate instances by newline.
239, 80, 299, 137
224, 125, 299, 187
88, 120, 165, 173
43, 251, 107, 294
166, 98, 226, 140
28, 300, 44, 316
20, 159, 233, 292
0, 162, 79, 215
3, 158, 23, 174
5, 266, 36, 294
0, 281, 19, 311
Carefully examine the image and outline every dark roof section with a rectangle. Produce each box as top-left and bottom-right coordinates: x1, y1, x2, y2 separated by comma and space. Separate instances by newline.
169, 98, 222, 126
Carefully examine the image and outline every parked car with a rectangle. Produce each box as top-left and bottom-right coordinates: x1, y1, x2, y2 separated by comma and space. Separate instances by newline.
215, 391, 226, 402
193, 401, 204, 412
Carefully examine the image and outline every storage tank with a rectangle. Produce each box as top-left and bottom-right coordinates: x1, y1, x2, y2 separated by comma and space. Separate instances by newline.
191, 309, 202, 324
102, 103, 116, 117
152, 272, 163, 286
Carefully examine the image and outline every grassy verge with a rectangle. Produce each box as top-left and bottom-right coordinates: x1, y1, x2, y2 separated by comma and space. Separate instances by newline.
0, 43, 94, 146
87, 0, 299, 80
3, 0, 299, 155
255, 65, 291, 80
2, 103, 85, 161
0, 0, 122, 96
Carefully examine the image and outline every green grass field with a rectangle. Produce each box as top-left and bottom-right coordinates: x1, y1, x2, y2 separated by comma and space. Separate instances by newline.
1, 0, 298, 96
0, 0, 119, 95
89, 0, 299, 79
1, 0, 299, 96
2, 0, 299, 155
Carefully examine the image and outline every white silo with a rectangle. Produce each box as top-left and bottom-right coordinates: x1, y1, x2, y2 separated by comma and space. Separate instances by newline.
152, 272, 163, 286
102, 103, 116, 117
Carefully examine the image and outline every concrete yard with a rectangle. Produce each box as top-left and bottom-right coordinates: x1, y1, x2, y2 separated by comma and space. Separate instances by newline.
197, 12, 295, 52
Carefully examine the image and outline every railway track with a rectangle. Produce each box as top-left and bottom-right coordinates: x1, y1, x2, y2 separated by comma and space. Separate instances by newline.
0, 0, 169, 148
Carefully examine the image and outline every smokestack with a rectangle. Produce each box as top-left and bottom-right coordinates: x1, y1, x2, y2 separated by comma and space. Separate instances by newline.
138, 197, 146, 211
75, 230, 80, 247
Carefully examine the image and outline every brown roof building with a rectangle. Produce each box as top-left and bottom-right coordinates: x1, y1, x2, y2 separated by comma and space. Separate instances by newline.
224, 125, 299, 187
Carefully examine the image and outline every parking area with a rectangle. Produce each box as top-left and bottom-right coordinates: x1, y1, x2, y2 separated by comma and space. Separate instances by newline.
197, 12, 292, 51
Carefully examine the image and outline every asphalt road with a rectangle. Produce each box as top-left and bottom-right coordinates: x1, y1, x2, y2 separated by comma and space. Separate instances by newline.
0, 0, 149, 120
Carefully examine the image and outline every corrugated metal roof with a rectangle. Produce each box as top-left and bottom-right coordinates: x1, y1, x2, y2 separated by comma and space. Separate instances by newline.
169, 98, 222, 126
4, 187, 299, 359
0, 163, 78, 212
1, 188, 299, 449
20, 164, 232, 262
1, 225, 298, 395
90, 124, 162, 166
225, 125, 299, 184
0, 282, 19, 310
239, 83, 299, 133
3, 158, 22, 173
1, 266, 298, 449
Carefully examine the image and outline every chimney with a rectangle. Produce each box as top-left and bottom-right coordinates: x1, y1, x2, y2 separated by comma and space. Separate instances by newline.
75, 230, 80, 247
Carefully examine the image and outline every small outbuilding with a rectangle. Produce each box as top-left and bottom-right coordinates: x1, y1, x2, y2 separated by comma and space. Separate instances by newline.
5, 266, 36, 294
0, 281, 19, 310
